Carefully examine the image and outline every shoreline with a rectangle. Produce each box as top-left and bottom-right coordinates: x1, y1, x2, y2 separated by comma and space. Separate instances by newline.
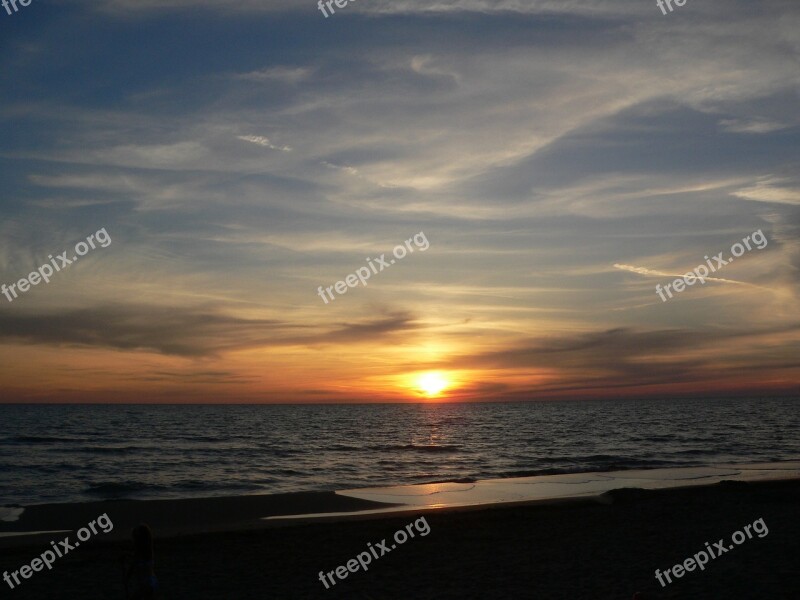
2, 461, 798, 548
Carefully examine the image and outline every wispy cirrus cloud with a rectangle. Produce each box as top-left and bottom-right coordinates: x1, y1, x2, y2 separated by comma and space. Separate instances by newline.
719, 118, 791, 134
236, 135, 292, 152
613, 263, 755, 287
1, 0, 798, 402
234, 66, 313, 84
732, 177, 800, 206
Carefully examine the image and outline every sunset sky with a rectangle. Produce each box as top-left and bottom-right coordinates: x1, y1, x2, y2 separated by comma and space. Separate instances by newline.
0, 0, 798, 403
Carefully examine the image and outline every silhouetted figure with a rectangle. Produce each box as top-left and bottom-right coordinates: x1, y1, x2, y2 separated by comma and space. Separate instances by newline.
125, 524, 159, 599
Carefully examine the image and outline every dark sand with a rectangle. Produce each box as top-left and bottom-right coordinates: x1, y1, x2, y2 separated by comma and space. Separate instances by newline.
0, 491, 395, 547
1, 479, 799, 599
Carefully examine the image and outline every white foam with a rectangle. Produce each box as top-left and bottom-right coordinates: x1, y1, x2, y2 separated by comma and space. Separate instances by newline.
265, 461, 800, 521
0, 507, 24, 523
0, 529, 72, 538
0, 530, 70, 538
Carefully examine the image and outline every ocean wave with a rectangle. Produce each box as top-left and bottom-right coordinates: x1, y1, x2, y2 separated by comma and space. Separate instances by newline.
84, 481, 169, 497
3, 398, 797, 505
7, 435, 86, 444
172, 481, 260, 492
371, 444, 463, 453
496, 461, 681, 479
70, 446, 153, 455
326, 444, 362, 452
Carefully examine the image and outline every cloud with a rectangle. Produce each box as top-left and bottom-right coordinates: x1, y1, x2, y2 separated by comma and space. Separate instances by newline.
0, 306, 421, 357
2, 0, 799, 401
320, 311, 420, 343
72, 0, 655, 16
0, 305, 287, 357
322, 161, 359, 176
732, 177, 800, 205
454, 325, 800, 392
613, 263, 755, 287
718, 118, 790, 134
236, 135, 292, 152
129, 369, 258, 384
234, 66, 312, 83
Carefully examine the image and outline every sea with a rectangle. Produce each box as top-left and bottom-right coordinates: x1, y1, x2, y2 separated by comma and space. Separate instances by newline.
1, 397, 798, 506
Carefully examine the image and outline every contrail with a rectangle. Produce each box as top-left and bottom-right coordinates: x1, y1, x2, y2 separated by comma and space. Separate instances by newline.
613, 263, 755, 287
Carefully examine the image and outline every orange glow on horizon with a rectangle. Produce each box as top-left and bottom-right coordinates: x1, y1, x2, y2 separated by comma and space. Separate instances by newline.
414, 371, 452, 398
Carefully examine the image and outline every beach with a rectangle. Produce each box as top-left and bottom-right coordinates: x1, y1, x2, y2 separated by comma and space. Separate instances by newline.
2, 475, 798, 599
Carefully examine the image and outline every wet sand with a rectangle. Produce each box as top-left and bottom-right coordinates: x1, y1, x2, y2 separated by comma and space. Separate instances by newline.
0, 491, 393, 547
1, 478, 799, 599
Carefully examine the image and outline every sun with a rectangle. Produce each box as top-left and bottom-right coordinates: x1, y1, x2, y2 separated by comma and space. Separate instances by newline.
416, 372, 450, 397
